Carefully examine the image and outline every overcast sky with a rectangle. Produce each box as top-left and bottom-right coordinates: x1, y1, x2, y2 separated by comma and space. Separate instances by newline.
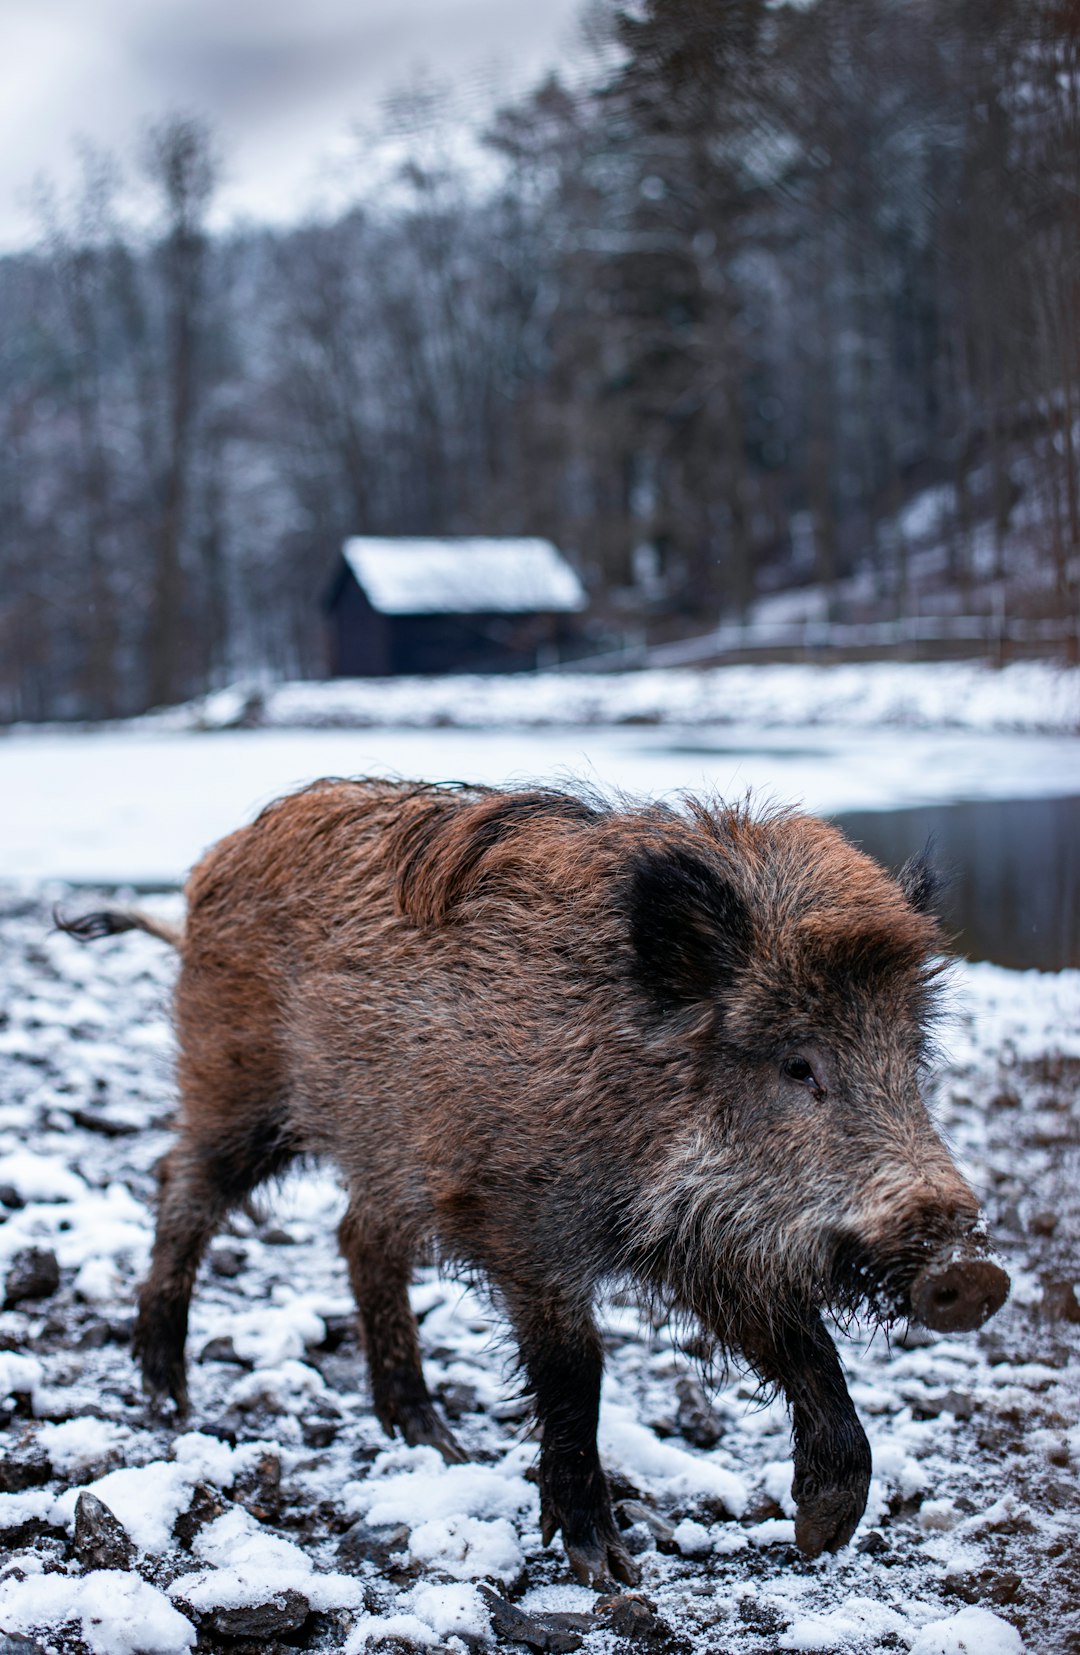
0, 0, 588, 250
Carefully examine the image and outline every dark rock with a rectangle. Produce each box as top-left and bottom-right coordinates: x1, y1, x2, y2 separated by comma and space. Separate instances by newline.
201, 1590, 310, 1638
906, 1385, 976, 1423
941, 1389, 976, 1421
856, 1530, 889, 1555
235, 1452, 282, 1523
4, 1248, 60, 1308
77, 1316, 133, 1350
209, 1246, 247, 1278
77, 1321, 113, 1350
945, 1569, 1023, 1606
0, 1184, 25, 1210
1029, 1209, 1058, 1237
260, 1226, 296, 1246
337, 1517, 411, 1570
543, 1615, 599, 1636
596, 1592, 677, 1644
301, 1413, 340, 1448
198, 1418, 239, 1446
737, 1597, 785, 1633
674, 1375, 722, 1449
0, 1449, 52, 1494
439, 1382, 479, 1420
70, 1108, 138, 1137
172, 1482, 227, 1548
616, 1500, 675, 1546
199, 1335, 251, 1367
313, 1313, 357, 1353
477, 1585, 588, 1652
1038, 1279, 1080, 1324
606, 1471, 645, 1505
72, 1490, 135, 1571
0, 1632, 50, 1654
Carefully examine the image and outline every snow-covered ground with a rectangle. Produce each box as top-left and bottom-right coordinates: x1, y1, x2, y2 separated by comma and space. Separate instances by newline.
152, 661, 1080, 737
0, 898, 1077, 1654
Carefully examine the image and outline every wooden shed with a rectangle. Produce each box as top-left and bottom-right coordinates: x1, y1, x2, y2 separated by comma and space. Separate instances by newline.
323, 537, 588, 677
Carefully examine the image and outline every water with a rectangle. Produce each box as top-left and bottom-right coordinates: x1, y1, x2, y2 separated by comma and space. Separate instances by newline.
833, 795, 1080, 970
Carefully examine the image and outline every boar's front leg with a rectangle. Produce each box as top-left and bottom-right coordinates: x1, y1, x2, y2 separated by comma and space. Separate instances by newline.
509, 1291, 640, 1590
749, 1312, 871, 1559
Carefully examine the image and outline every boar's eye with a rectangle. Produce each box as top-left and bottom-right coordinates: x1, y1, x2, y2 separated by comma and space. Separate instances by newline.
783, 1055, 821, 1091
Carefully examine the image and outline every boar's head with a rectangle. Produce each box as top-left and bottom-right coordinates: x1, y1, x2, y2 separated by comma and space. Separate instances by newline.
624, 802, 1008, 1345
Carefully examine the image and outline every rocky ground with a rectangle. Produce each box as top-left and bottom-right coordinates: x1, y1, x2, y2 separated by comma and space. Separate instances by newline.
0, 892, 1077, 1655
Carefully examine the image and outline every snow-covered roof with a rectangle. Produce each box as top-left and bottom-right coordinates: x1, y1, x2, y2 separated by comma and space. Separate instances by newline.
341, 537, 587, 616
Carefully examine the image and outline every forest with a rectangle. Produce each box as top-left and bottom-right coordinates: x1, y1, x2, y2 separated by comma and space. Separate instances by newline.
1, 0, 1077, 721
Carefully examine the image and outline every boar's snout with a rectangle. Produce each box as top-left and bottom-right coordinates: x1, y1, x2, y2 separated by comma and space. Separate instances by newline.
910, 1247, 1010, 1333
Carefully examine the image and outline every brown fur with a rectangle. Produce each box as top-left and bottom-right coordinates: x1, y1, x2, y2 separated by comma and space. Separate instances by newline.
72, 778, 999, 1587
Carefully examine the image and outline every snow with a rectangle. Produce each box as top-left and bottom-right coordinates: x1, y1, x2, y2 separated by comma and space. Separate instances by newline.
58, 1461, 205, 1554
942, 963, 1080, 1065
49, 1436, 274, 1554
671, 1517, 713, 1555
909, 1605, 1025, 1654
345, 1611, 439, 1649
0, 1351, 44, 1406
227, 1357, 331, 1413
408, 1581, 493, 1639
599, 1396, 749, 1515
175, 1506, 365, 1613
0, 1149, 88, 1203
343, 1441, 538, 1529
74, 1256, 124, 1303
341, 1589, 492, 1655
215, 1297, 328, 1367
408, 1513, 524, 1582
342, 536, 587, 614
0, 1178, 151, 1276
779, 1595, 911, 1651
36, 1417, 128, 1476
161, 659, 1080, 734
0, 1569, 195, 1655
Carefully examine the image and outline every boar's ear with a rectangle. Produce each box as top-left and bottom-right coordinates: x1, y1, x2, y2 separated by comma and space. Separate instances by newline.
626, 845, 753, 1015
897, 850, 945, 918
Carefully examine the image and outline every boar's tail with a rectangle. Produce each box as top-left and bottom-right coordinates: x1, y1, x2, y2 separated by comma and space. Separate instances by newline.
53, 905, 183, 950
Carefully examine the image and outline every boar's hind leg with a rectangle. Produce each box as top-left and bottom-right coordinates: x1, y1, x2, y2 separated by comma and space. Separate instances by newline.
751, 1312, 871, 1559
135, 1118, 297, 1414
337, 1203, 466, 1463
511, 1294, 641, 1591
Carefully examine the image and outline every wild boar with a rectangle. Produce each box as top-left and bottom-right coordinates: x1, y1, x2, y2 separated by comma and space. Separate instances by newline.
59, 778, 1008, 1587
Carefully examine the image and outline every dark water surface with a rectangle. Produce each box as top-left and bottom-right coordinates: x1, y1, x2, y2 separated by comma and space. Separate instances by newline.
833, 794, 1080, 970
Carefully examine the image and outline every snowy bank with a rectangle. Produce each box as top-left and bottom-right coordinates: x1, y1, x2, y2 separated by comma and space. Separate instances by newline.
149, 660, 1080, 736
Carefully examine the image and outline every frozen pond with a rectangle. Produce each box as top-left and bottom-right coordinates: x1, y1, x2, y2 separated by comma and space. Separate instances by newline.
837, 794, 1080, 970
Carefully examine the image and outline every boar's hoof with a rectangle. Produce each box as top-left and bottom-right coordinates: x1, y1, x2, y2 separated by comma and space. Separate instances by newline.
794, 1485, 866, 1560
397, 1405, 469, 1464
541, 1510, 641, 1591
133, 1297, 190, 1416
910, 1254, 1009, 1334
134, 1347, 189, 1419
792, 1429, 871, 1561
